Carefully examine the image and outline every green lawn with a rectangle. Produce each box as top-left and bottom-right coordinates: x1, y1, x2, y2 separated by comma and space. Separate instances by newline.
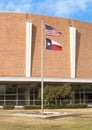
0, 108, 92, 130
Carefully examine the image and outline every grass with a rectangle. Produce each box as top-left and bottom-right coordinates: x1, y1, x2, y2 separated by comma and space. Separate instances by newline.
0, 108, 92, 130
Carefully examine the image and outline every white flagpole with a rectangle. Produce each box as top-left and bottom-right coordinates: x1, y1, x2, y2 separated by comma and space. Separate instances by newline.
41, 18, 44, 114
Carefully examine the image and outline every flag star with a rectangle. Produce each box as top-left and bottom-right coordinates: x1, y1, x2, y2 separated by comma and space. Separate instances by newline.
48, 42, 50, 46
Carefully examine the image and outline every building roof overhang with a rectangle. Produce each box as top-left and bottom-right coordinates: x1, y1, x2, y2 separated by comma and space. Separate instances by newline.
0, 76, 92, 83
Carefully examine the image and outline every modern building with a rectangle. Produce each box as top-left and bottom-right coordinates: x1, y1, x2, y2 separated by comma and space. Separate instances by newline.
0, 12, 92, 106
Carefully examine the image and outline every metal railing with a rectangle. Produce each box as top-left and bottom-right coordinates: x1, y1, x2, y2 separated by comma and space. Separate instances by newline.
0, 99, 92, 106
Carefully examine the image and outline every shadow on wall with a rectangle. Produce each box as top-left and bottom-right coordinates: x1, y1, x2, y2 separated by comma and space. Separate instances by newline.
31, 24, 37, 74
75, 30, 81, 77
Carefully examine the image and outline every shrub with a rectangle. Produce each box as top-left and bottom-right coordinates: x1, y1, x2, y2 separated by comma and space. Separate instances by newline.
63, 104, 88, 109
23, 105, 41, 109
44, 103, 88, 109
77, 103, 88, 108
23, 104, 87, 110
3, 105, 14, 110
44, 104, 62, 109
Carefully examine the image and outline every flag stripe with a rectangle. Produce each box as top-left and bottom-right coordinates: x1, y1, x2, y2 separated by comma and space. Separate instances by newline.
51, 40, 62, 46
45, 24, 62, 36
52, 44, 62, 51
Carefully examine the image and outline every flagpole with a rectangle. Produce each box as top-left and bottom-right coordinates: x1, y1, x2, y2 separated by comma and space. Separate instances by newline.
41, 18, 44, 115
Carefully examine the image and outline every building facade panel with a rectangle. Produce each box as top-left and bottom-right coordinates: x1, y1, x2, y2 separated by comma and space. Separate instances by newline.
29, 14, 70, 77
0, 12, 92, 106
0, 12, 92, 78
74, 20, 92, 78
0, 12, 26, 76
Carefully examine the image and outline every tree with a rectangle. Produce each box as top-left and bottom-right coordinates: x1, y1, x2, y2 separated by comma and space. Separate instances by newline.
38, 83, 72, 104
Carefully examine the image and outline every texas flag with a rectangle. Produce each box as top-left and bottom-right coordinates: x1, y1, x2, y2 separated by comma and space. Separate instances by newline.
46, 38, 62, 51
45, 24, 62, 36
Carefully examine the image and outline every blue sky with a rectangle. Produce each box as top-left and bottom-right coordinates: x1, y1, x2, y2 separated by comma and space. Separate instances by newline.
0, 0, 92, 23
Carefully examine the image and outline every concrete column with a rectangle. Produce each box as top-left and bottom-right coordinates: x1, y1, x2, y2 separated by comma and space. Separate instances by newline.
4, 85, 6, 106
16, 87, 18, 106
72, 91, 75, 104
83, 87, 86, 103
33, 87, 36, 105
79, 91, 82, 104
70, 27, 76, 78
25, 87, 30, 105
26, 20, 32, 77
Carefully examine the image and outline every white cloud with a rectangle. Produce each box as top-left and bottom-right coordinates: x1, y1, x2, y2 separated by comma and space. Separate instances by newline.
0, 0, 92, 18
34, 0, 92, 17
31, 0, 92, 17
0, 0, 32, 12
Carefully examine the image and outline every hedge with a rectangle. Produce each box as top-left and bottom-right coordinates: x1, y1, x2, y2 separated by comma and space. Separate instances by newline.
3, 105, 14, 110
23, 104, 87, 109
44, 104, 87, 109
23, 105, 41, 109
63, 103, 88, 109
44, 104, 61, 109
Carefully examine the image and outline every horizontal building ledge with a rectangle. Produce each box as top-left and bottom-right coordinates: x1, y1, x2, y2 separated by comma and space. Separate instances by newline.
0, 77, 92, 83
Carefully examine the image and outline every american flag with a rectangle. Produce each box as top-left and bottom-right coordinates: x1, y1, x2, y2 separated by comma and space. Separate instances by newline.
45, 24, 62, 36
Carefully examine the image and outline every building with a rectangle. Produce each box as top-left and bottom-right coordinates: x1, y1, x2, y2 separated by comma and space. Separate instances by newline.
0, 12, 92, 106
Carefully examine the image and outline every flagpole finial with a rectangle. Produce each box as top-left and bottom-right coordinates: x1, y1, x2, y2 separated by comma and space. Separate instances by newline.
69, 18, 74, 27
41, 17, 43, 19
41, 17, 44, 24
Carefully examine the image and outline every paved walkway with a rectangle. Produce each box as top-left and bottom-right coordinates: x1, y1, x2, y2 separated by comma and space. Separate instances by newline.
8, 111, 73, 119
